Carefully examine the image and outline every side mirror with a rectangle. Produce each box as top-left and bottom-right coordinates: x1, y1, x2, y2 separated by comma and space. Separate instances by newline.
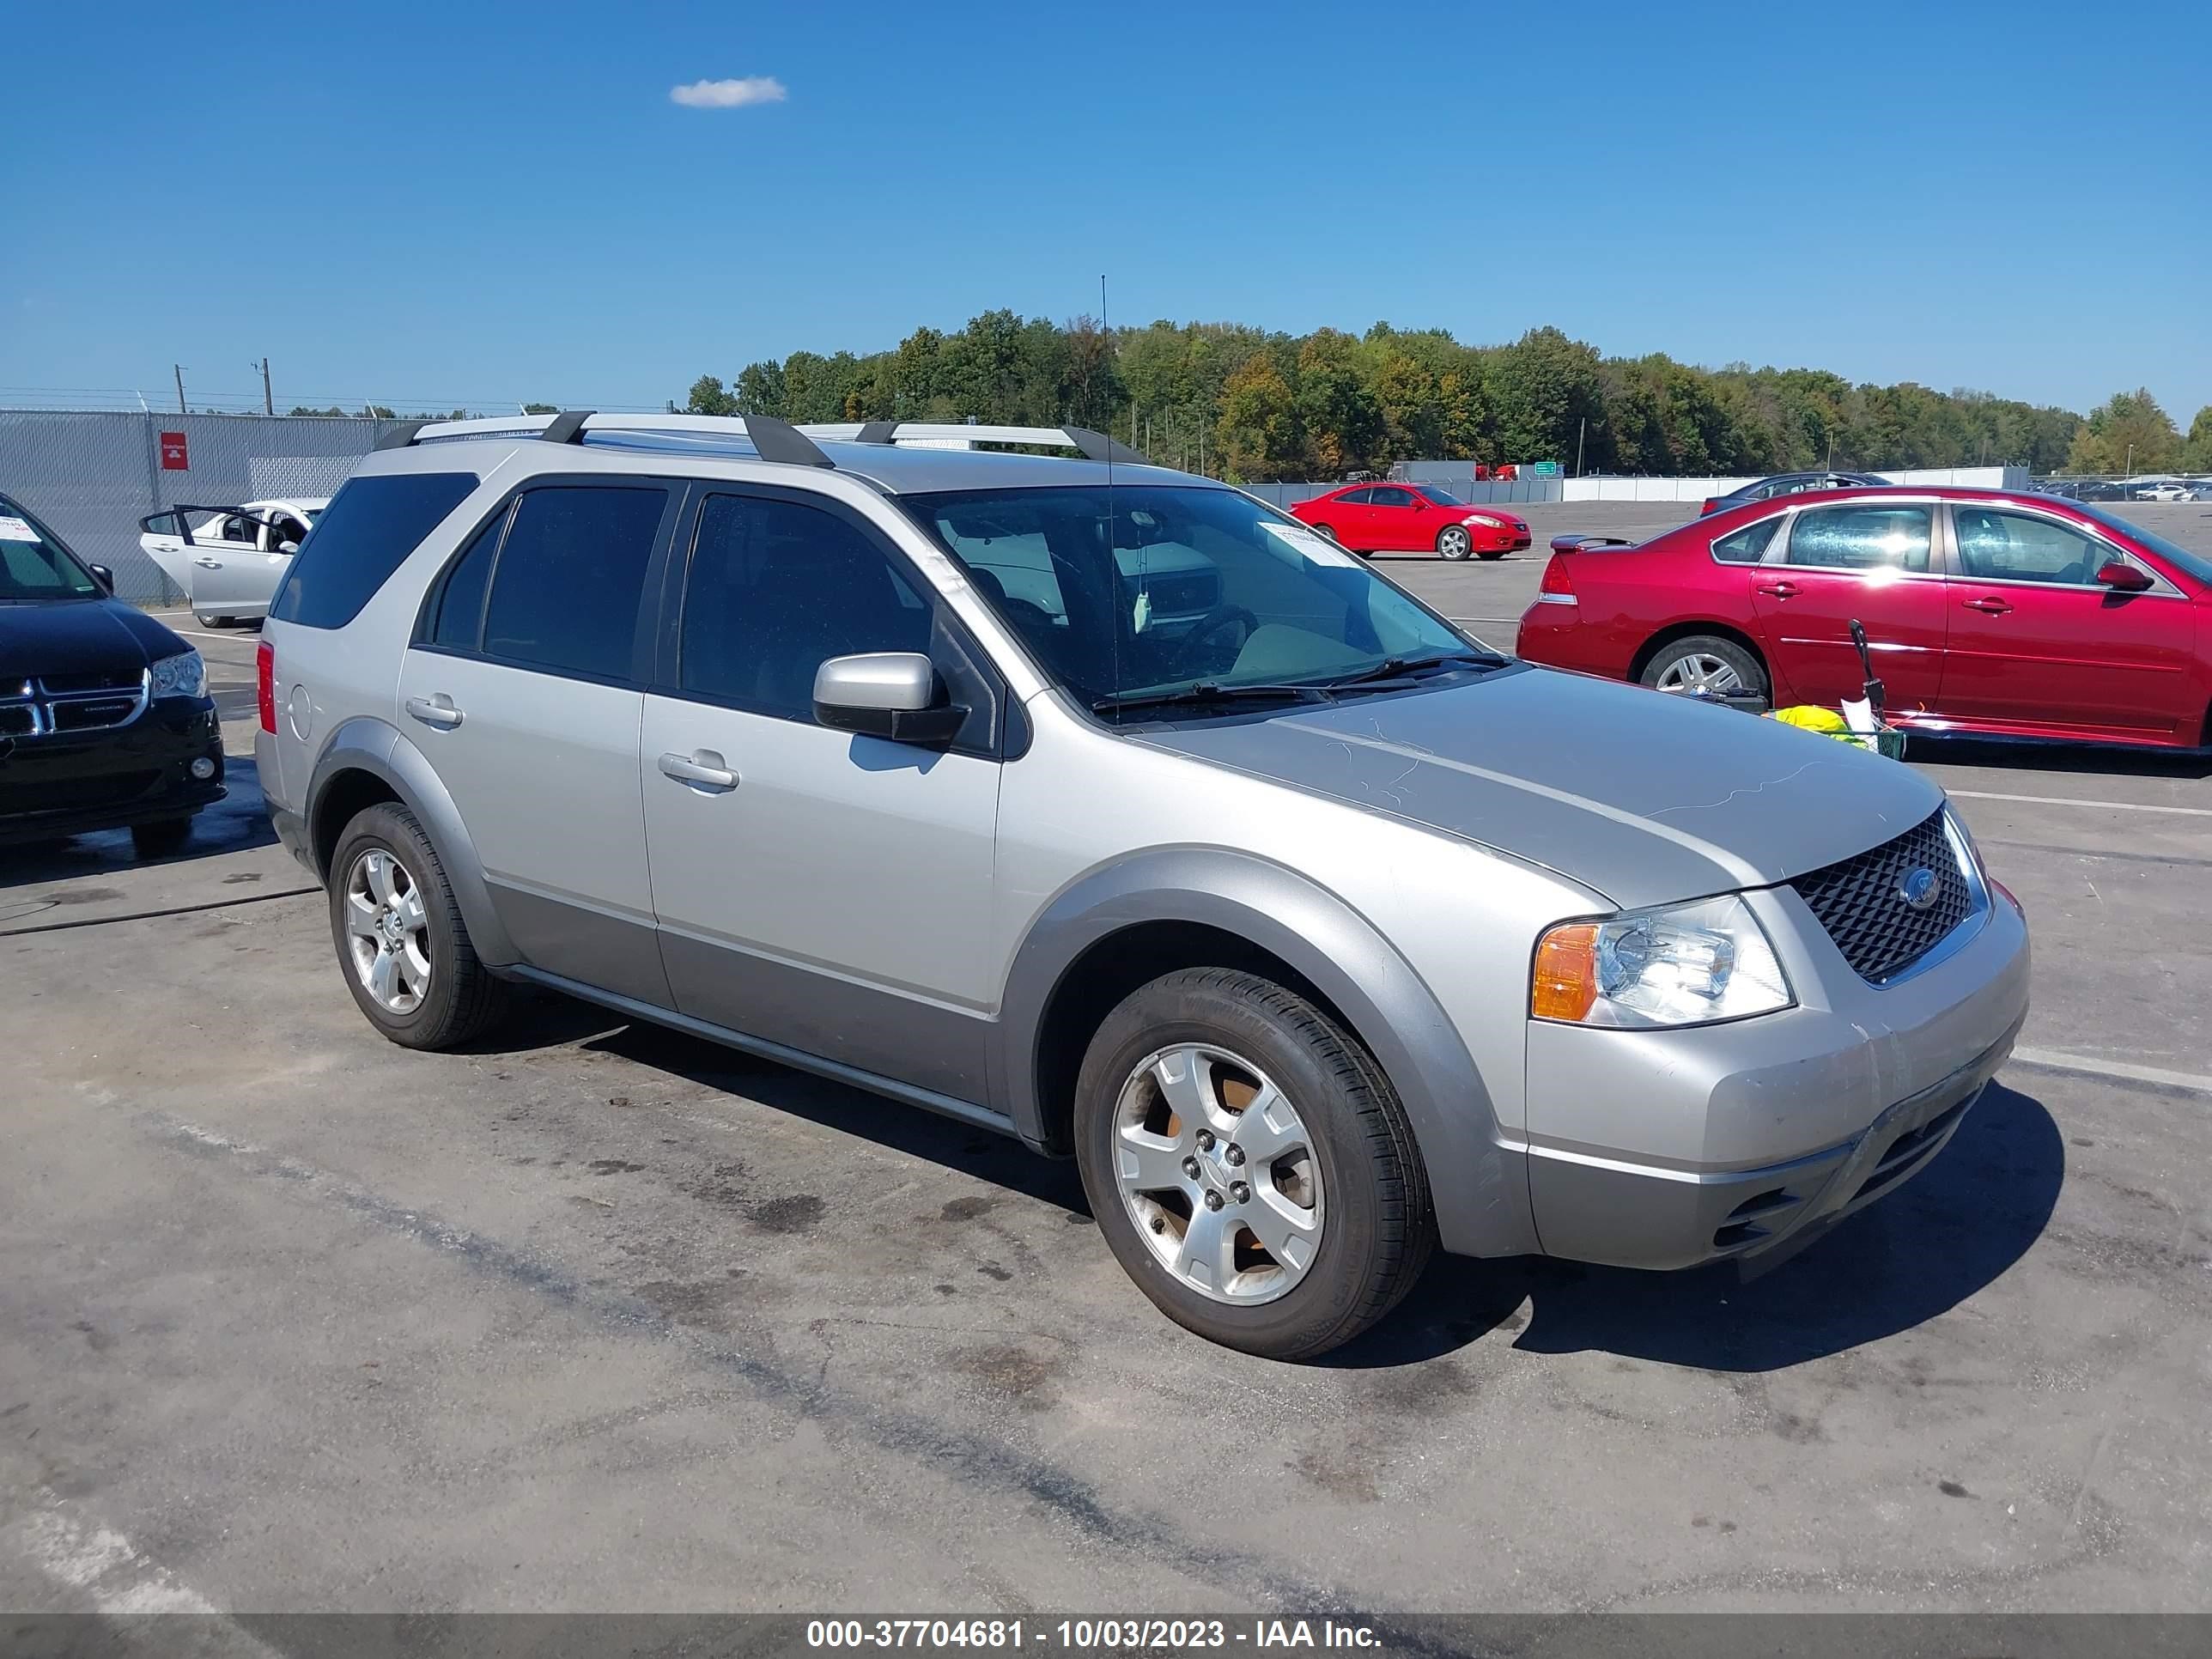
2096, 560, 2153, 593
88, 563, 114, 592
813, 652, 967, 745
277, 540, 301, 555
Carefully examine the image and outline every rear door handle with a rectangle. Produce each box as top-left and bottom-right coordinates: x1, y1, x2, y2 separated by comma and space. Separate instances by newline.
658, 750, 738, 792
193, 556, 223, 569
1963, 596, 2013, 615
404, 694, 464, 729
1753, 580, 1800, 599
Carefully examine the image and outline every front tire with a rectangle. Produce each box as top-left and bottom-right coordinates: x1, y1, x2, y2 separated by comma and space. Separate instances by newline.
1638, 634, 1770, 703
1073, 968, 1432, 1359
1436, 526, 1474, 561
329, 802, 509, 1050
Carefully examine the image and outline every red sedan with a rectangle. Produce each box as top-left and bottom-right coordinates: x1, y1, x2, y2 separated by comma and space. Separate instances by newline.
1516, 487, 2212, 750
1291, 483, 1531, 560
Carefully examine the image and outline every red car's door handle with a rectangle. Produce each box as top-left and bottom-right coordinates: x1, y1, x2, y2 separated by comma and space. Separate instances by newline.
1963, 596, 2013, 615
1753, 580, 1800, 599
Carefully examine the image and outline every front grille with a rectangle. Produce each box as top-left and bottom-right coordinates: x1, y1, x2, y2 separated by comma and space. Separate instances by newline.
0, 704, 33, 738
1790, 809, 1974, 983
0, 672, 149, 738
39, 669, 143, 695
49, 696, 142, 732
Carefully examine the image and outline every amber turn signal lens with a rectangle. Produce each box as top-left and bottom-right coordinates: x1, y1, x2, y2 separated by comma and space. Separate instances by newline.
1532, 923, 1601, 1022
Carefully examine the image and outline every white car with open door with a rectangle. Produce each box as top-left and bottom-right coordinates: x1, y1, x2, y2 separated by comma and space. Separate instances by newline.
139, 498, 326, 626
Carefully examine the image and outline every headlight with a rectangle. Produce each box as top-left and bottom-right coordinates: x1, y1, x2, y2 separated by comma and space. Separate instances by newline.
149, 648, 207, 700
1533, 894, 1793, 1028
1464, 513, 1504, 528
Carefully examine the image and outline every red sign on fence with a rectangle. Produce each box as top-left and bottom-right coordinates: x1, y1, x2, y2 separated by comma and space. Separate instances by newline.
160, 431, 189, 471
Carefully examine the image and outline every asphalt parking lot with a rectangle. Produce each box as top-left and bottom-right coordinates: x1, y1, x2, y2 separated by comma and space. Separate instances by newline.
3, 504, 2210, 1620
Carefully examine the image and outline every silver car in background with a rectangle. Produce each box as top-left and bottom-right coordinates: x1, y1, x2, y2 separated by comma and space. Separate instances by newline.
253, 414, 2030, 1359
139, 496, 325, 626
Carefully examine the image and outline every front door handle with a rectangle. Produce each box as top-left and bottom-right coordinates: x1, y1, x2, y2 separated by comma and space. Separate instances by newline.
193, 556, 223, 569
658, 750, 738, 792
1753, 580, 1800, 599
404, 694, 464, 729
1963, 596, 2013, 615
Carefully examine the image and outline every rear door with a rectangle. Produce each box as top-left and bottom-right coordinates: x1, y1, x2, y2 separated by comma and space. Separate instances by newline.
1942, 502, 2197, 739
183, 509, 270, 616
1748, 501, 1948, 713
398, 479, 681, 1003
1364, 485, 1425, 551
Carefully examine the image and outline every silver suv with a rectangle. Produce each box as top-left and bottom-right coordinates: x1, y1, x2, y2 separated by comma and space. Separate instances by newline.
256, 414, 2031, 1359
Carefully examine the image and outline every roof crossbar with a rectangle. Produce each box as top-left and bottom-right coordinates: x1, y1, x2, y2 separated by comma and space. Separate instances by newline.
798, 421, 1147, 464
385, 411, 835, 469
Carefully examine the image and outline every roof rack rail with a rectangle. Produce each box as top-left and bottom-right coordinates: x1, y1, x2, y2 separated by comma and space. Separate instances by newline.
383, 412, 834, 469
796, 422, 1146, 464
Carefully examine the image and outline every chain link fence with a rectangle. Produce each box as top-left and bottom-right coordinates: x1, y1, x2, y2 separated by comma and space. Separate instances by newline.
0, 410, 405, 605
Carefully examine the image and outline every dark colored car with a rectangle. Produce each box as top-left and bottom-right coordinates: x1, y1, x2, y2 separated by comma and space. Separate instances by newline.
1517, 486, 2212, 750
1699, 471, 1891, 517
0, 493, 225, 852
1290, 483, 1531, 559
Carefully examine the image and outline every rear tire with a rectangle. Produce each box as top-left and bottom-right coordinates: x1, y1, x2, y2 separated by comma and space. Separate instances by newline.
1073, 968, 1432, 1360
1638, 634, 1770, 703
195, 614, 228, 629
329, 802, 510, 1051
1476, 549, 1509, 562
131, 817, 192, 858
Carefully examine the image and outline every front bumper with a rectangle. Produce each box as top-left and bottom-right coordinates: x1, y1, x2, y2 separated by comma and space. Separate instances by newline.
1521, 876, 2031, 1271
0, 699, 225, 846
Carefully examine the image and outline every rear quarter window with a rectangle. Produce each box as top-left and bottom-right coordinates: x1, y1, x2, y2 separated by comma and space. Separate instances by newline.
1711, 518, 1781, 563
269, 471, 480, 629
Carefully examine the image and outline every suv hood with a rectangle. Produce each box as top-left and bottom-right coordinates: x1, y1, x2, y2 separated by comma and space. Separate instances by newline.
1134, 665, 1943, 910
0, 599, 178, 680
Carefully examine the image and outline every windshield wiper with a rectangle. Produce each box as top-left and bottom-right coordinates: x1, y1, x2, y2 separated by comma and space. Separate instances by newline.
1310, 649, 1510, 690
1092, 682, 1333, 718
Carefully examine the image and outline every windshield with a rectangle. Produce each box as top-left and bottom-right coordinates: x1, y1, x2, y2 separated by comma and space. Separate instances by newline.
1414, 485, 1464, 507
0, 498, 101, 602
2079, 501, 2212, 585
908, 484, 1479, 714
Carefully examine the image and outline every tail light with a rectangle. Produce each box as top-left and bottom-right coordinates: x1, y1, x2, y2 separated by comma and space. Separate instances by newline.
256, 638, 276, 734
1537, 554, 1577, 601
1700, 498, 1718, 516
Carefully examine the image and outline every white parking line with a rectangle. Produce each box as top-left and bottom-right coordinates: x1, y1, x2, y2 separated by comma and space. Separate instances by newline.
7, 1488, 274, 1638
2011, 1046, 2212, 1095
1949, 790, 2212, 819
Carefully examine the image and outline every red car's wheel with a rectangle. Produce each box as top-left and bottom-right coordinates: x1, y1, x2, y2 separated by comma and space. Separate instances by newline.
1436, 525, 1474, 561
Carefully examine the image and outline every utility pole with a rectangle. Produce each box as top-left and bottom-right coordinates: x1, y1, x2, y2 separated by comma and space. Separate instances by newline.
257, 357, 272, 416
1575, 416, 1586, 477
173, 365, 186, 415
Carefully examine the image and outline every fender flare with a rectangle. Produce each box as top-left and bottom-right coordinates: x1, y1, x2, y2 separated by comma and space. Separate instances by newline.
307, 717, 519, 965
994, 847, 1538, 1259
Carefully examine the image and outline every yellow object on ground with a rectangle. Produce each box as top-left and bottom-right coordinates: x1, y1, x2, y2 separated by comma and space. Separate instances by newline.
1770, 705, 1849, 734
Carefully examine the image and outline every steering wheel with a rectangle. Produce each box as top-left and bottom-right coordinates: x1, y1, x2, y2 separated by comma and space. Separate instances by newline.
1166, 604, 1261, 673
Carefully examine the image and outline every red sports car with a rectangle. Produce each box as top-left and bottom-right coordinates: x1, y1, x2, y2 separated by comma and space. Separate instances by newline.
1290, 483, 1531, 560
1516, 486, 2212, 750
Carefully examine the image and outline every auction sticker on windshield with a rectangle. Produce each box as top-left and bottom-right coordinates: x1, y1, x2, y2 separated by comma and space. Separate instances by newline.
0, 516, 40, 542
1259, 520, 1362, 569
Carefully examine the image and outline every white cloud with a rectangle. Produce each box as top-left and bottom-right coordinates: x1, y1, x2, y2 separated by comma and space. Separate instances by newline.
669, 76, 787, 109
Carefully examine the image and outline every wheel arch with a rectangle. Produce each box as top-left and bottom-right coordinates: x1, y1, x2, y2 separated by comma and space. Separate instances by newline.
1628, 620, 1771, 688
995, 848, 1538, 1259
306, 718, 519, 964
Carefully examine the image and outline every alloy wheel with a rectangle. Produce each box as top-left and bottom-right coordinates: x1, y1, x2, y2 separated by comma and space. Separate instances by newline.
1111, 1042, 1323, 1304
1654, 652, 1746, 696
343, 848, 432, 1015
1437, 526, 1472, 560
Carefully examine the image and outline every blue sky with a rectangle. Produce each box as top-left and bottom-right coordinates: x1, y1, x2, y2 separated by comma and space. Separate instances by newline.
4, 0, 2205, 419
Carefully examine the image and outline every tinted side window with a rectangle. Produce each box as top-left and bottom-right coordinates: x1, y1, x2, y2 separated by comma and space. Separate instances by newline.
1369, 487, 1416, 507
1784, 504, 1931, 573
1336, 488, 1374, 505
681, 494, 932, 720
422, 503, 509, 650
1711, 518, 1780, 564
1954, 508, 2106, 586
482, 486, 666, 681
270, 471, 480, 629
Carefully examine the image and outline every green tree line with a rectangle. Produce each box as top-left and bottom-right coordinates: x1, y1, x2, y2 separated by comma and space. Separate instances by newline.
684, 312, 2209, 481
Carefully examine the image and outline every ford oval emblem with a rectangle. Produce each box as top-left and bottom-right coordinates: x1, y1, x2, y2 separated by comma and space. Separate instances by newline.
1898, 866, 1940, 910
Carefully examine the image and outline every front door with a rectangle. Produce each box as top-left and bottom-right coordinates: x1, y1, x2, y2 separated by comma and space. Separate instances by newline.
1942, 503, 2198, 739
1363, 485, 1425, 551
1750, 500, 1948, 714
641, 488, 1004, 1105
397, 480, 678, 1002
185, 509, 272, 617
